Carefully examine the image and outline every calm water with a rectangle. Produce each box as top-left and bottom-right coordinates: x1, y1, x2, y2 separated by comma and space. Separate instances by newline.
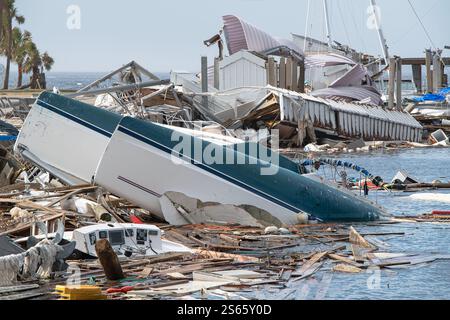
327, 148, 450, 216
287, 148, 450, 300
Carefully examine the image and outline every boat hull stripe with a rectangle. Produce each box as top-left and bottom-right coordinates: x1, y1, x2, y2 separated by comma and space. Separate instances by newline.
37, 100, 113, 137
118, 176, 162, 198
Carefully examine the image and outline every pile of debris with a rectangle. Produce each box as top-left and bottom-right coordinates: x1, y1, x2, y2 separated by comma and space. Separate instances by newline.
3, 217, 448, 300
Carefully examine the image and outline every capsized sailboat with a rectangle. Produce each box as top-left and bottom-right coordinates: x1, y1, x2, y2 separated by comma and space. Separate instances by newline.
15, 92, 388, 224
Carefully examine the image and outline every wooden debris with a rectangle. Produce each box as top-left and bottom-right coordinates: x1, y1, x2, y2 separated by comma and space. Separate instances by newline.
349, 226, 375, 249
95, 239, 125, 281
328, 253, 364, 268
332, 264, 363, 273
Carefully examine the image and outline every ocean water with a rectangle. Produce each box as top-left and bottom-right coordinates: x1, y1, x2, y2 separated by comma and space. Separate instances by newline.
1, 71, 170, 90
324, 148, 450, 216
284, 148, 450, 300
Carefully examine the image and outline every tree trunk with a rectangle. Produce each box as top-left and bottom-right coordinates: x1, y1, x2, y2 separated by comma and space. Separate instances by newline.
30, 67, 39, 89
2, 15, 12, 90
16, 64, 23, 88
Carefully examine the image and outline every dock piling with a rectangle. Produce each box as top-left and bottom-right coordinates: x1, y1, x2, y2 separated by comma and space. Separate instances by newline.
388, 57, 396, 110
201, 56, 209, 109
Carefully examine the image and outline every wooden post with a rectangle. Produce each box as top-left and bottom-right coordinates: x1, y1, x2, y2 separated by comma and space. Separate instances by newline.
298, 60, 305, 93
291, 62, 298, 92
213, 57, 220, 90
201, 56, 208, 109
433, 52, 442, 92
267, 57, 276, 86
279, 58, 286, 89
425, 49, 433, 93
286, 58, 293, 91
95, 239, 125, 281
396, 57, 402, 110
388, 57, 396, 110
412, 64, 422, 94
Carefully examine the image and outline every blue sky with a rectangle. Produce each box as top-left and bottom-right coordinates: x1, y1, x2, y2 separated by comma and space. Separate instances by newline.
9, 0, 450, 72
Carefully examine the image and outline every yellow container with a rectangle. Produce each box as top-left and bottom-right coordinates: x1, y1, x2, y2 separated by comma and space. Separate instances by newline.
55, 285, 107, 300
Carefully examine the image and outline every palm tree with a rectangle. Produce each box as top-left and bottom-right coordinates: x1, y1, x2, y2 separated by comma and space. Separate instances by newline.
22, 41, 40, 88
40, 51, 54, 73
11, 27, 31, 87
1, 0, 25, 89
23, 45, 54, 89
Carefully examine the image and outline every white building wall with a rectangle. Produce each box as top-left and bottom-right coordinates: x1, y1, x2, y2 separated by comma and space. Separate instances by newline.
219, 51, 267, 91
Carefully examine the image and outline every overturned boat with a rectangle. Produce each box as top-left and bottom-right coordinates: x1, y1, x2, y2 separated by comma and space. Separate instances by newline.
14, 92, 388, 224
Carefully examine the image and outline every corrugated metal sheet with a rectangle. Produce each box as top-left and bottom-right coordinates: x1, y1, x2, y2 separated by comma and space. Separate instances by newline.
304, 53, 356, 68
311, 86, 383, 106
223, 15, 302, 56
329, 64, 371, 87
275, 88, 423, 142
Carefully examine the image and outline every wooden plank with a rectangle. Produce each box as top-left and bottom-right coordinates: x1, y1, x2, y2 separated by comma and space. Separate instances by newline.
298, 60, 305, 93
328, 254, 364, 268
291, 62, 298, 92
349, 226, 374, 249
46, 186, 98, 208
285, 58, 293, 90
267, 57, 276, 86
279, 58, 286, 89
332, 264, 362, 273
388, 57, 396, 109
396, 57, 402, 110
433, 52, 442, 91
296, 251, 327, 275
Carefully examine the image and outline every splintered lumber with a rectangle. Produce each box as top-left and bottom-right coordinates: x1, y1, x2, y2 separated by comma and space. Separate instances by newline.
328, 254, 364, 268
351, 244, 369, 263
95, 239, 125, 281
45, 185, 98, 208
349, 226, 375, 249
193, 248, 260, 263
291, 251, 327, 281
332, 264, 362, 273
298, 252, 328, 273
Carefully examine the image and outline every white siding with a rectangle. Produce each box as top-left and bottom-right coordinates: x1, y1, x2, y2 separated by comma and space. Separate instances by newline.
219, 51, 267, 90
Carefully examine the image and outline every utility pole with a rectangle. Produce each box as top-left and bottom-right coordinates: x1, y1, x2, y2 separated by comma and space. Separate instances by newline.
369, 0, 390, 64
323, 0, 333, 49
